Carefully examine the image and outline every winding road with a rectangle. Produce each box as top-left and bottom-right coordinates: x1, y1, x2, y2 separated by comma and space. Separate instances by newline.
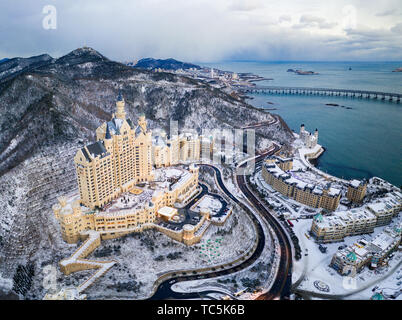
148, 144, 294, 300
235, 146, 293, 300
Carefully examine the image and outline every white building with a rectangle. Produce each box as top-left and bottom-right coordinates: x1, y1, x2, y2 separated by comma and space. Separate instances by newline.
300, 124, 318, 149
311, 192, 401, 243
330, 223, 401, 274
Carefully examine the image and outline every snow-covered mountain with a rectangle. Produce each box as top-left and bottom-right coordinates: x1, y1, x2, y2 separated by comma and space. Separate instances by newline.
0, 54, 53, 83
0, 47, 294, 298
131, 57, 201, 71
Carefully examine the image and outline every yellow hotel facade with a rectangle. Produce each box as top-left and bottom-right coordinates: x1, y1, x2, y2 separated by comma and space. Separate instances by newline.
53, 93, 206, 244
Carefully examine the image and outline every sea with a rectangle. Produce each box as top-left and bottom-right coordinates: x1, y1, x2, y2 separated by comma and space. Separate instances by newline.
201, 61, 402, 187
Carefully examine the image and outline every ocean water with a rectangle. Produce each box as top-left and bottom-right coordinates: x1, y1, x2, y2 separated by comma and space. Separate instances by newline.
202, 61, 402, 187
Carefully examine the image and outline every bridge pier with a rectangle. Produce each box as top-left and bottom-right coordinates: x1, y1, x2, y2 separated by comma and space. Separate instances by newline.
244, 86, 400, 103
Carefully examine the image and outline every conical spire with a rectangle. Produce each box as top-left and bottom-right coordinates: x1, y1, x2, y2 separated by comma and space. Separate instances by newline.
117, 89, 123, 102
105, 123, 111, 139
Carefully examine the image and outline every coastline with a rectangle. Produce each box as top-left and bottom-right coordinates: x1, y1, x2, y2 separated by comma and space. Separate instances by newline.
308, 146, 325, 166
298, 144, 349, 184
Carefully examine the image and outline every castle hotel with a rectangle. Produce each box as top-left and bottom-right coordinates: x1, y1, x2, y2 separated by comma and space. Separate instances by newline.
53, 94, 229, 245
75, 92, 153, 210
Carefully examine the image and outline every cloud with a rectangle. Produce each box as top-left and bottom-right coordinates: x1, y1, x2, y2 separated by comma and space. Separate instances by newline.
293, 14, 337, 30
391, 23, 402, 33
375, 9, 397, 17
227, 0, 264, 12
278, 15, 292, 23
0, 0, 401, 61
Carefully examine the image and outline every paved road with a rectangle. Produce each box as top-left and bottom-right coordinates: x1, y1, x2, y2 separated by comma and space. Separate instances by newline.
203, 144, 293, 300
241, 116, 278, 129
235, 145, 293, 300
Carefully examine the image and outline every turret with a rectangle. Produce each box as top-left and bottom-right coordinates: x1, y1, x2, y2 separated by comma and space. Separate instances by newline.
138, 113, 147, 133
115, 90, 126, 120
314, 128, 318, 139
104, 123, 113, 151
300, 124, 305, 135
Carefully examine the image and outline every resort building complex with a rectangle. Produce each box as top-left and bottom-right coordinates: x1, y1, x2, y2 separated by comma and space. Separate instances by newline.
53, 93, 230, 245
310, 191, 402, 243
152, 131, 214, 168
262, 155, 341, 211
310, 209, 377, 243
54, 164, 201, 243
330, 223, 401, 275
347, 179, 368, 203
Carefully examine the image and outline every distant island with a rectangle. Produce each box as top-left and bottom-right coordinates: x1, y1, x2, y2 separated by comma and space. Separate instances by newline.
129, 57, 201, 71
287, 68, 319, 75
392, 67, 402, 72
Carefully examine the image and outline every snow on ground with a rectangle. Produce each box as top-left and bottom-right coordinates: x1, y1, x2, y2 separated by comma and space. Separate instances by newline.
170, 216, 277, 300
292, 217, 402, 299
348, 261, 402, 300
0, 273, 13, 294
78, 205, 256, 299
193, 195, 222, 215
291, 158, 305, 172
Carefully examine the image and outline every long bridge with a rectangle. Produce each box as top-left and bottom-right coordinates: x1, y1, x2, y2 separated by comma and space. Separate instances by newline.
239, 86, 402, 102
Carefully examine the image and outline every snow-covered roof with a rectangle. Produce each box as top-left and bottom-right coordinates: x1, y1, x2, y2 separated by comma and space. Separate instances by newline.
264, 162, 339, 196
314, 208, 376, 228
371, 232, 397, 251
153, 135, 167, 147
350, 179, 361, 188
329, 187, 341, 196
157, 206, 177, 218
99, 189, 154, 216
367, 202, 388, 213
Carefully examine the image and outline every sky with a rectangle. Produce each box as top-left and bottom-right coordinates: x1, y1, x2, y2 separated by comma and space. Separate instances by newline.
1, 0, 402, 62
